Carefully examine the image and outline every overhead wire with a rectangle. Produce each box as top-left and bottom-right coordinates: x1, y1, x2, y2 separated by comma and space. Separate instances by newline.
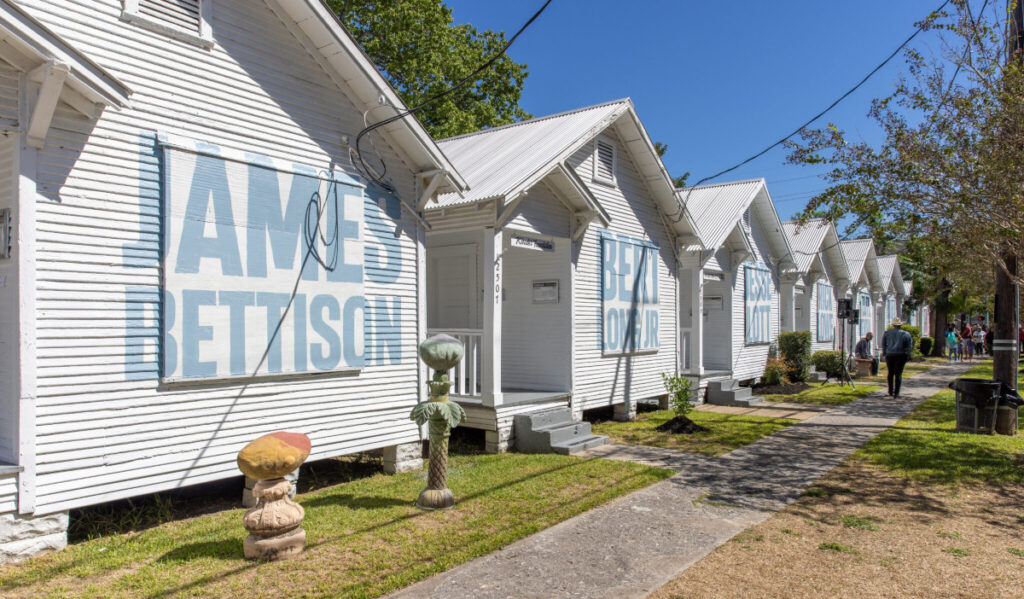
351, 0, 555, 193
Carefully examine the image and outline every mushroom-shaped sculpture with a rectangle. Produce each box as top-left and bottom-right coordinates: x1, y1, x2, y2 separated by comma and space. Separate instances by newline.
410, 334, 466, 510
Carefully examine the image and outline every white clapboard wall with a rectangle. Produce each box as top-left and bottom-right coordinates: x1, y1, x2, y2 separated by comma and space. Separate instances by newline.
0, 63, 18, 466
730, 220, 780, 382
567, 127, 678, 412
16, 0, 426, 516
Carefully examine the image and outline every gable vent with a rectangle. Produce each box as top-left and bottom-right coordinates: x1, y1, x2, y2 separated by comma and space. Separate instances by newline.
139, 0, 200, 34
594, 139, 616, 184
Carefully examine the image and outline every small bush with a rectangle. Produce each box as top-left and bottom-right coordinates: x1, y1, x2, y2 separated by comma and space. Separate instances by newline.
811, 350, 844, 379
762, 356, 787, 386
919, 336, 934, 356
902, 325, 922, 357
661, 372, 693, 419
819, 542, 855, 553
839, 515, 880, 531
778, 330, 812, 382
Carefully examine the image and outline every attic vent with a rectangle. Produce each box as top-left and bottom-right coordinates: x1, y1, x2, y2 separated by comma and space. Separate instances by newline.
123, 0, 211, 46
593, 139, 616, 184
141, 0, 200, 32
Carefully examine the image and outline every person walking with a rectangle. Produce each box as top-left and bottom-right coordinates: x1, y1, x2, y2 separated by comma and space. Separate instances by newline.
946, 326, 958, 364
882, 318, 914, 398
972, 327, 984, 359
965, 326, 975, 361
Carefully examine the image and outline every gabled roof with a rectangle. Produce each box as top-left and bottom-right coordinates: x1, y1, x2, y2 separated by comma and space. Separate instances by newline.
0, 0, 131, 110
270, 0, 467, 194
681, 178, 795, 268
782, 218, 850, 285
840, 239, 882, 292
427, 98, 702, 246
876, 255, 905, 296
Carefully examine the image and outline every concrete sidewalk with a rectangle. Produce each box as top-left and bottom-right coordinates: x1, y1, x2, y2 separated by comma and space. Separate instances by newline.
388, 363, 970, 599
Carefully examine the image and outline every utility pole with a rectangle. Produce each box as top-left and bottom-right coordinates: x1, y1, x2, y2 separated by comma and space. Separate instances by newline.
994, 0, 1024, 385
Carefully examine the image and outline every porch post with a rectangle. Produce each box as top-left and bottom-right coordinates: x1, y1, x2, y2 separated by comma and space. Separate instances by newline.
779, 277, 796, 332
690, 266, 704, 375
481, 227, 503, 407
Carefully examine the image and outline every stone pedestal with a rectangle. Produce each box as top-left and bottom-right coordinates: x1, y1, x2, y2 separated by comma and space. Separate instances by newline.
243, 478, 305, 561
243, 470, 298, 508
613, 401, 637, 422
0, 512, 68, 564
383, 442, 424, 474
855, 358, 874, 378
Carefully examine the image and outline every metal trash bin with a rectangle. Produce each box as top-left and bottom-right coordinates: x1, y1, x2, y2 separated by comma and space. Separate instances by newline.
949, 378, 1002, 434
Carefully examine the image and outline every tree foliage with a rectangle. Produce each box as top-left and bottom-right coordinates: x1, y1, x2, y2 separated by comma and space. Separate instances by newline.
329, 0, 531, 139
786, 1, 1024, 300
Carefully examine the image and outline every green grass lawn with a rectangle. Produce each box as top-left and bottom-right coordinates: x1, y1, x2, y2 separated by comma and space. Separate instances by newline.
854, 361, 1024, 485
0, 454, 671, 599
592, 409, 796, 457
762, 381, 879, 406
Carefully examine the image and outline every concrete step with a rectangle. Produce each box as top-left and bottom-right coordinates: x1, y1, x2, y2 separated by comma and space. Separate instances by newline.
516, 408, 601, 454
809, 371, 827, 382
551, 434, 610, 455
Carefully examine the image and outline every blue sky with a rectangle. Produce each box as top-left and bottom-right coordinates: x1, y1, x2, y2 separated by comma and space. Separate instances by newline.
444, 0, 954, 221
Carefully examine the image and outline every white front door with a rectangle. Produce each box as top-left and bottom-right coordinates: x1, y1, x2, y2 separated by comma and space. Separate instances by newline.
428, 244, 479, 330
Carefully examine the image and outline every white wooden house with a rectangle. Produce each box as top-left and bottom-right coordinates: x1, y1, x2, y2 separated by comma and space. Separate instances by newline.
874, 255, 905, 339
838, 239, 884, 356
780, 219, 850, 353
0, 0, 469, 561
421, 99, 702, 451
677, 179, 795, 391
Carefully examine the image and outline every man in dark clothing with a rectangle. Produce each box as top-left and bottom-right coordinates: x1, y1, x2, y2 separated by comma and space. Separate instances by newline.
881, 318, 914, 398
854, 332, 878, 375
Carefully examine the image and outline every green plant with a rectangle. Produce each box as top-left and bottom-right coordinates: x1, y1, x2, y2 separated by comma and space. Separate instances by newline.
942, 547, 970, 557
778, 331, 812, 382
661, 372, 693, 419
919, 336, 934, 356
762, 356, 788, 386
839, 515, 880, 531
819, 541, 855, 553
1008, 548, 1024, 558
811, 350, 844, 379
898, 324, 922, 357
937, 530, 961, 539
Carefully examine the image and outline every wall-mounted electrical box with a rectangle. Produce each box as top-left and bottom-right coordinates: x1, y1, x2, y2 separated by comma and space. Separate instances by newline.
532, 280, 559, 304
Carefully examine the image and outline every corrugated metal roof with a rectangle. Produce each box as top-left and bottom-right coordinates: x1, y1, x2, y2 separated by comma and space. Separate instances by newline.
782, 219, 829, 273
840, 239, 878, 289
680, 179, 764, 252
876, 255, 897, 292
430, 100, 628, 208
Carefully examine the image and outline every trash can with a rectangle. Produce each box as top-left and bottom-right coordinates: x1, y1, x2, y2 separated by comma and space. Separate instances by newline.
949, 378, 1002, 434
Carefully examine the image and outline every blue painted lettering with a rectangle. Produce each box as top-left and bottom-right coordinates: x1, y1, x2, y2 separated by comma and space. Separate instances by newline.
310, 294, 341, 370
175, 153, 243, 276
182, 289, 217, 377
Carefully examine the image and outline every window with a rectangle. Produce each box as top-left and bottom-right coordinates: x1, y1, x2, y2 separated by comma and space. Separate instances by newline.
885, 296, 896, 326
593, 138, 616, 185
122, 0, 212, 47
858, 291, 872, 339
744, 264, 771, 345
816, 281, 834, 342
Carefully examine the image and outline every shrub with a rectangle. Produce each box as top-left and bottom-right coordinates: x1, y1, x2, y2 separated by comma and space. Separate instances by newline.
762, 356, 787, 386
919, 336, 934, 356
778, 330, 812, 382
661, 372, 693, 419
901, 325, 922, 357
811, 350, 844, 379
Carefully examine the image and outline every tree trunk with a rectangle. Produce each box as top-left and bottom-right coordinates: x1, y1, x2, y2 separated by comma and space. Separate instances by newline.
931, 306, 948, 357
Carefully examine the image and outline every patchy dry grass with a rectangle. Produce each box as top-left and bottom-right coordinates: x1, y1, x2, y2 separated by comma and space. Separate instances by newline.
591, 409, 795, 457
0, 454, 671, 599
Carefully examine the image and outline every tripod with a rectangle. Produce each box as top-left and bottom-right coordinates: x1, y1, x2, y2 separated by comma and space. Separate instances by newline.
837, 315, 856, 389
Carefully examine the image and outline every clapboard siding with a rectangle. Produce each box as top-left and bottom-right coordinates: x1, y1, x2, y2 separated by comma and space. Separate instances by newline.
567, 127, 677, 411
18, 0, 430, 515
0, 473, 16, 513
0, 128, 16, 464
810, 257, 840, 354
731, 220, 779, 382
501, 229, 571, 392
505, 184, 571, 238
427, 201, 495, 232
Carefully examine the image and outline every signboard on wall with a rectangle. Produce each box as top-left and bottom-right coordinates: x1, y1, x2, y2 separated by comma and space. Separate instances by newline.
159, 139, 365, 381
816, 281, 834, 342
744, 264, 771, 344
600, 231, 659, 355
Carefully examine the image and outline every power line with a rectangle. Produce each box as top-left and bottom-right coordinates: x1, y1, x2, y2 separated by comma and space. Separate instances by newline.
352, 0, 555, 192
690, 0, 952, 188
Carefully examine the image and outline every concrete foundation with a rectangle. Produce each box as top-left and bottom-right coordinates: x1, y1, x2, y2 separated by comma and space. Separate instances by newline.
485, 427, 513, 454
383, 442, 424, 474
612, 401, 637, 422
0, 512, 69, 564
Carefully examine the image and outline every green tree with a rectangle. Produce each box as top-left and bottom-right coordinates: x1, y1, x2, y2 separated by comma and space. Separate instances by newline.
329, 0, 531, 139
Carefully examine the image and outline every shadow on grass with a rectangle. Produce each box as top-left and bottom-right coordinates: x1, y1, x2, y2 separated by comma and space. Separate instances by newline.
301, 493, 412, 510
156, 539, 243, 563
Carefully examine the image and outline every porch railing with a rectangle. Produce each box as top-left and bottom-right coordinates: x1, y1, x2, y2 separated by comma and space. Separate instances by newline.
426, 328, 483, 397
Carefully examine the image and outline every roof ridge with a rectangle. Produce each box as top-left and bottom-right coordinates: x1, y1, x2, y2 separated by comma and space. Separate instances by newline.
438, 98, 631, 144
680, 177, 765, 193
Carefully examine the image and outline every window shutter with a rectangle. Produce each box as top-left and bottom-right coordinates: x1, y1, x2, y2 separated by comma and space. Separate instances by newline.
139, 0, 201, 34
594, 140, 615, 183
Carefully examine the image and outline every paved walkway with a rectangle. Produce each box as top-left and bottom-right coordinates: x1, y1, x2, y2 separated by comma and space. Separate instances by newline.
695, 402, 825, 421
389, 363, 969, 599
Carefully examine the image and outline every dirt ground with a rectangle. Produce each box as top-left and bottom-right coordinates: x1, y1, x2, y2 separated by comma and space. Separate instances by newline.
650, 460, 1024, 599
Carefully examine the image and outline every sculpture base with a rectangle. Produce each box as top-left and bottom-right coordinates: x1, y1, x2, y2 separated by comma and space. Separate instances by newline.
243, 527, 305, 561
415, 487, 455, 511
